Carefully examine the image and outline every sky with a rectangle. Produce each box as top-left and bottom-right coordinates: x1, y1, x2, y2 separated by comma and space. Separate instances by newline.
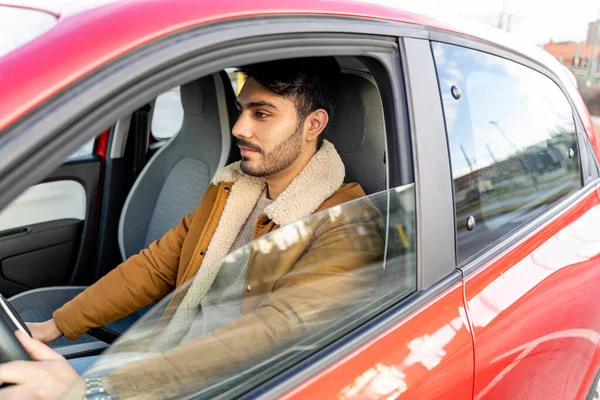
365, 0, 600, 46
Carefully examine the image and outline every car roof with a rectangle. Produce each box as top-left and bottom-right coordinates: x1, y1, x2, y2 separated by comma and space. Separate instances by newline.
0, 0, 582, 132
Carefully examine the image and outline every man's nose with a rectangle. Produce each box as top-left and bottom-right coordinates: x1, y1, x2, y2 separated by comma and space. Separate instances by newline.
232, 114, 252, 139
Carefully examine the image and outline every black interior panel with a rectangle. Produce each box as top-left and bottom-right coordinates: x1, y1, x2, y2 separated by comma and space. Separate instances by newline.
93, 157, 131, 280
3, 241, 78, 288
0, 156, 101, 297
0, 219, 82, 297
94, 110, 152, 280
45, 156, 102, 286
93, 123, 142, 280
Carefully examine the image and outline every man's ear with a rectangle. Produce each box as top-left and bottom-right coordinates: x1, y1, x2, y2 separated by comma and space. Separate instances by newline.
305, 109, 329, 143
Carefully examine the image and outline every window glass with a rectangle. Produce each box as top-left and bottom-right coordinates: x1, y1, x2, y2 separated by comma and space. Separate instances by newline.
69, 185, 417, 399
151, 88, 184, 140
151, 74, 241, 140
433, 43, 581, 264
65, 137, 96, 160
226, 68, 246, 95
0, 7, 56, 58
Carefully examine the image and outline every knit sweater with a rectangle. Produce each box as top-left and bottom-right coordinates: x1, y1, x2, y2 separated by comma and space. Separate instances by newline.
180, 190, 273, 343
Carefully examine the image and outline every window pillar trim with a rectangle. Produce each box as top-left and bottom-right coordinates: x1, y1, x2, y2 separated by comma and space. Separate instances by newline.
401, 37, 456, 288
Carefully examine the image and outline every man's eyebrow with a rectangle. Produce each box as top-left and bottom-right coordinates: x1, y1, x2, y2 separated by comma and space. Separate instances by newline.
235, 99, 278, 110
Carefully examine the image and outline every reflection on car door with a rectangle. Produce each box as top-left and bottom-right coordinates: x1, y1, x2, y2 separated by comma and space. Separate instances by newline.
465, 190, 600, 399
284, 275, 474, 400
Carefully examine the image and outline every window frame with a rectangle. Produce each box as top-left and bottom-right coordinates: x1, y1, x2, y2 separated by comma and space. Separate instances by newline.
400, 37, 456, 290
427, 30, 599, 277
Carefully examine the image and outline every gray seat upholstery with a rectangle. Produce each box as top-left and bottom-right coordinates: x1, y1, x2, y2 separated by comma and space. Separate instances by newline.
9, 72, 237, 348
326, 72, 387, 195
120, 72, 237, 259
328, 73, 412, 291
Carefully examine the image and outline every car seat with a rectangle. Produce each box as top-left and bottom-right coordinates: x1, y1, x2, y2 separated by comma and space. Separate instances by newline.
9, 72, 237, 347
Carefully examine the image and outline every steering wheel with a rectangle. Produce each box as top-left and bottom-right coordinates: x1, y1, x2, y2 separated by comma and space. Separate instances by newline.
0, 293, 32, 363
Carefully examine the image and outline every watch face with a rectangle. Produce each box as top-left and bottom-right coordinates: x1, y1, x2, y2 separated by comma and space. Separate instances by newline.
84, 378, 111, 399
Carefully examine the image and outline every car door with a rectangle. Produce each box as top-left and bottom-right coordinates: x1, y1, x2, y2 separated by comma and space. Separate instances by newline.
0, 134, 106, 296
0, 10, 475, 397
432, 41, 600, 399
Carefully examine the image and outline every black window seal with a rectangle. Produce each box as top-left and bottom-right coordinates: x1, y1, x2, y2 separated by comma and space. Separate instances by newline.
576, 116, 600, 184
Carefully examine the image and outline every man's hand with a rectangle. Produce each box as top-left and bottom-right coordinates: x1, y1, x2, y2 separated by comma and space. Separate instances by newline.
0, 331, 84, 399
26, 320, 63, 344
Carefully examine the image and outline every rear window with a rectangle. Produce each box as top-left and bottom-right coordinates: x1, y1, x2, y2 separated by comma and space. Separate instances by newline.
151, 88, 183, 140
432, 43, 581, 264
0, 6, 57, 58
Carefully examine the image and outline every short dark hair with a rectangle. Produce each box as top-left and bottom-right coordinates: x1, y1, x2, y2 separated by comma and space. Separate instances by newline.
238, 57, 341, 148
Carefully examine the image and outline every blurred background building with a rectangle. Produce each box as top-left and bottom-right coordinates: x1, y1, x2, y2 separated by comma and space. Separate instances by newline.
370, 0, 600, 117
543, 20, 600, 89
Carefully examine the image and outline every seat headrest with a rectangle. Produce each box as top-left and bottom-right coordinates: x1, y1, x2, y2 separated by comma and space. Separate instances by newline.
180, 75, 215, 116
119, 72, 238, 260
326, 73, 386, 195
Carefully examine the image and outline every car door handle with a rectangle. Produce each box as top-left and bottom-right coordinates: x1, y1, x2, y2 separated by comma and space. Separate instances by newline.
0, 227, 30, 240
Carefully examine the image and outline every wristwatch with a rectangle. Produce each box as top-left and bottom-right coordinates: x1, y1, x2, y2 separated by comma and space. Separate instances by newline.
82, 378, 113, 400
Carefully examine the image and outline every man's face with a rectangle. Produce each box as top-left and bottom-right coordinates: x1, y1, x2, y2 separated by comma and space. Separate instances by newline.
232, 78, 305, 177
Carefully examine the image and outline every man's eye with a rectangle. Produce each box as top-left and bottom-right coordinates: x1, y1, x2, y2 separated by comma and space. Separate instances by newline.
256, 112, 268, 119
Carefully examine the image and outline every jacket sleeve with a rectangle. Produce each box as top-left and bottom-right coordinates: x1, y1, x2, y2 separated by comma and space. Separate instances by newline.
53, 209, 197, 341
105, 201, 384, 399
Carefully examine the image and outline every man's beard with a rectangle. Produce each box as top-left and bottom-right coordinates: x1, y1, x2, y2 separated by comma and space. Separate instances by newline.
239, 124, 303, 178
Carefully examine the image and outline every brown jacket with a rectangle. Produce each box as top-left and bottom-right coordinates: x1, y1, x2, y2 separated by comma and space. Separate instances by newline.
54, 141, 384, 398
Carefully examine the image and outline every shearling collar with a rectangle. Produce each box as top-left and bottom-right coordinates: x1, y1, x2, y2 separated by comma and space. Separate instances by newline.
150, 141, 346, 349
212, 140, 345, 226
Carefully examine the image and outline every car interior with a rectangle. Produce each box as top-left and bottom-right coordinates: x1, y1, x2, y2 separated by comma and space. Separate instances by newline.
1, 55, 403, 359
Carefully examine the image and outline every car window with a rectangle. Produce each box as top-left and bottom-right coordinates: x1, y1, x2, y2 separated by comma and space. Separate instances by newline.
151, 88, 184, 140
73, 184, 417, 399
227, 67, 245, 94
432, 43, 582, 264
151, 73, 241, 140
0, 6, 56, 58
65, 137, 96, 160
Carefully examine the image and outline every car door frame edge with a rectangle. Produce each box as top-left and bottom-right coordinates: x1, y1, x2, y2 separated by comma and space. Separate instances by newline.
400, 37, 456, 288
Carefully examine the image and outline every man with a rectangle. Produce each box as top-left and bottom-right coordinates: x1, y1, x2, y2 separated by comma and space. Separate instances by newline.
0, 57, 383, 399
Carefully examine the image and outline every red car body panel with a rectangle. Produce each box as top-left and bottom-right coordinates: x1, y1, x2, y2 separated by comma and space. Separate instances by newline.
282, 283, 474, 400
464, 190, 600, 400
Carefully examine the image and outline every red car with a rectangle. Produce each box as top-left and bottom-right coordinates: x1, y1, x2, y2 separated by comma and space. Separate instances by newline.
1, 0, 600, 399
